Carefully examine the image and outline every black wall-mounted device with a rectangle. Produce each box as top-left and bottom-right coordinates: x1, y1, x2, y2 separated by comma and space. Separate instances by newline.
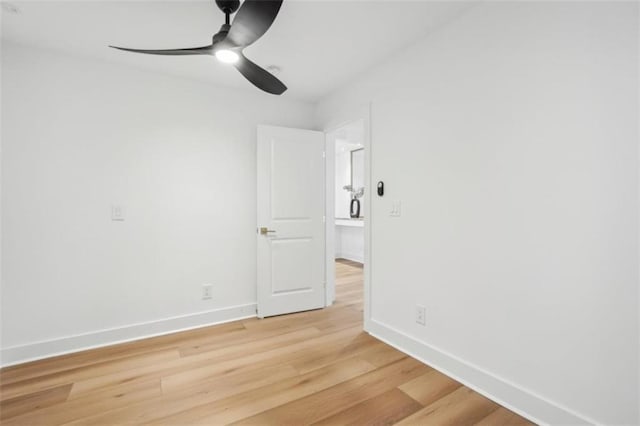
350, 198, 361, 218
377, 181, 384, 196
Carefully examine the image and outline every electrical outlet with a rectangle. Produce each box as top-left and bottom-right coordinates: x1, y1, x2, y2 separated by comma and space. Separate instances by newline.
202, 284, 213, 300
416, 305, 426, 326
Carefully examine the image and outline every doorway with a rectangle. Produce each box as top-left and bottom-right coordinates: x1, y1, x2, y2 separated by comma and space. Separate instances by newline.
325, 119, 367, 315
255, 118, 369, 323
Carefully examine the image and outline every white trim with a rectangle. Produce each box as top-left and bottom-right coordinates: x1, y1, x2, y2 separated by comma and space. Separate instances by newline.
367, 319, 597, 426
336, 253, 364, 264
324, 131, 336, 307
0, 303, 257, 367
363, 103, 372, 332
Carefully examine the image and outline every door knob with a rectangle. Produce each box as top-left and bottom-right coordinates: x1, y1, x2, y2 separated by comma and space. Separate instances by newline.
259, 227, 276, 235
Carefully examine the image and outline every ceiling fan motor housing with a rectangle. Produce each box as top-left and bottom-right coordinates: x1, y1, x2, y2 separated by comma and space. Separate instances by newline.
215, 0, 240, 14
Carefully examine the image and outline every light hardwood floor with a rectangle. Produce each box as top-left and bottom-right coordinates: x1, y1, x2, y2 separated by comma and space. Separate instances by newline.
0, 260, 535, 425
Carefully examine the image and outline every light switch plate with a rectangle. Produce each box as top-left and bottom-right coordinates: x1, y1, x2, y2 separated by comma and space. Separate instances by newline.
111, 205, 125, 221
390, 200, 401, 217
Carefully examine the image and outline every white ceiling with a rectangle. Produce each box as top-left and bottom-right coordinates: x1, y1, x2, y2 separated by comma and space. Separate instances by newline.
1, 1, 474, 102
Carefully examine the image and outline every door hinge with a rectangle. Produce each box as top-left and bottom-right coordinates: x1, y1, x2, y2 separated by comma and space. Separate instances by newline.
322, 151, 326, 158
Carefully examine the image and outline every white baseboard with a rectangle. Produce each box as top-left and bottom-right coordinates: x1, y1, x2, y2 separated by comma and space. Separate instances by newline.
0, 303, 257, 368
366, 319, 596, 426
336, 252, 364, 263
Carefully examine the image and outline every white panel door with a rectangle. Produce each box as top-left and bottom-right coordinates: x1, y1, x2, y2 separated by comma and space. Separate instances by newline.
257, 125, 325, 318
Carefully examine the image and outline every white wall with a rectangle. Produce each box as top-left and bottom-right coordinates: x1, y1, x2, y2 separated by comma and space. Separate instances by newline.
0, 42, 316, 364
317, 2, 639, 425
335, 225, 364, 264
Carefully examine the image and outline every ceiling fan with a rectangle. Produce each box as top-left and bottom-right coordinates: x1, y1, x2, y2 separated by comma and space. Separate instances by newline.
110, 0, 287, 95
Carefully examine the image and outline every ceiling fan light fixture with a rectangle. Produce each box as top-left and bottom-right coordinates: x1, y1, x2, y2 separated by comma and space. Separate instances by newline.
110, 0, 287, 94
215, 49, 239, 64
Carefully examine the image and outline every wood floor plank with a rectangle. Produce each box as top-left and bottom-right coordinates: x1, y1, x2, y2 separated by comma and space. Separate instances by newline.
357, 343, 408, 368
3, 379, 162, 425
475, 406, 537, 426
398, 369, 463, 406
68, 326, 358, 397
177, 324, 290, 357
231, 357, 429, 425
141, 357, 377, 425
312, 388, 423, 426
160, 327, 323, 392
0, 383, 72, 421
62, 334, 374, 425
240, 305, 357, 333
49, 364, 299, 425
396, 386, 501, 426
289, 331, 381, 375
0, 348, 179, 401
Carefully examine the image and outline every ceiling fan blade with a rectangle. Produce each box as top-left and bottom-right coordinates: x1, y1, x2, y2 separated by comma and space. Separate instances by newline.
109, 45, 213, 56
234, 53, 287, 95
226, 0, 283, 47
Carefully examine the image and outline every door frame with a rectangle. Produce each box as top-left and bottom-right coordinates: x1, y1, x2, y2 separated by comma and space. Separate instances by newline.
323, 105, 372, 332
